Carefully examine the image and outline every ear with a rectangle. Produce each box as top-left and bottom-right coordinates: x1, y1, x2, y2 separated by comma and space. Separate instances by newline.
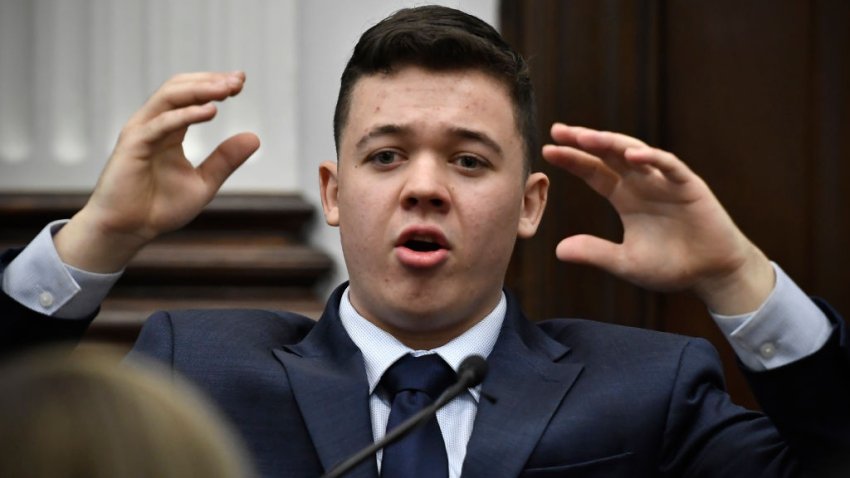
319, 161, 340, 226
517, 172, 549, 238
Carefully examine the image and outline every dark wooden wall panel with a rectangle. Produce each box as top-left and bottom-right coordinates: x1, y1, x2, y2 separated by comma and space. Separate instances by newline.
503, 0, 664, 332
811, 0, 850, 306
502, 0, 850, 408
664, 1, 812, 277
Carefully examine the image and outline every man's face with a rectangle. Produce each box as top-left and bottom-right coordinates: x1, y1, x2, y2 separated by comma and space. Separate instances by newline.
320, 66, 547, 347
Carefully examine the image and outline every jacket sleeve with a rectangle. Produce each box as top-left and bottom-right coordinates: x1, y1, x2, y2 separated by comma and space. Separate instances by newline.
660, 337, 798, 477
744, 298, 850, 477
0, 248, 96, 358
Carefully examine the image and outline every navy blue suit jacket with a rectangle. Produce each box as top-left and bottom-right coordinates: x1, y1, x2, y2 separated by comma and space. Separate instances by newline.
126, 285, 849, 477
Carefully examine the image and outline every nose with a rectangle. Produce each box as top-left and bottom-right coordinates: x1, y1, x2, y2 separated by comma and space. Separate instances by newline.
400, 157, 450, 212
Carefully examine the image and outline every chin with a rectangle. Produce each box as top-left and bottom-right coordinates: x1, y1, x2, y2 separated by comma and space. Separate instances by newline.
388, 302, 450, 323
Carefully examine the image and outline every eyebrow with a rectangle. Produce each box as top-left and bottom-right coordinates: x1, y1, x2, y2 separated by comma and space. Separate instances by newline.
447, 127, 503, 156
354, 124, 504, 156
355, 124, 406, 151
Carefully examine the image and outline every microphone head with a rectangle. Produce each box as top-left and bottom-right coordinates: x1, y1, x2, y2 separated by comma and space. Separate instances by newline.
457, 355, 488, 387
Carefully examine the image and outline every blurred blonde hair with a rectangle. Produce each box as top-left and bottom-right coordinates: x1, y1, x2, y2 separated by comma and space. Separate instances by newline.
0, 346, 255, 478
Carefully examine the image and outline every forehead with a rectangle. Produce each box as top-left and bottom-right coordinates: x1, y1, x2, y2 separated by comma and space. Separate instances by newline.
341, 66, 522, 155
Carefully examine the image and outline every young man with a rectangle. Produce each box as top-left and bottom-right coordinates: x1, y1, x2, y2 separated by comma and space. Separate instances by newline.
1, 6, 847, 478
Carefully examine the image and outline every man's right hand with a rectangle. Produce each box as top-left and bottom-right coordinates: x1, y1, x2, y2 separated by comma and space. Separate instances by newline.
54, 71, 260, 273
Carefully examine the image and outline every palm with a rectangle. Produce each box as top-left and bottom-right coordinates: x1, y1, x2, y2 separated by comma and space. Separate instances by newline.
92, 138, 203, 238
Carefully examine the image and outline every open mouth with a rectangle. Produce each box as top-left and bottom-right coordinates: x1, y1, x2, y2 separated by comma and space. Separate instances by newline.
404, 239, 443, 252
395, 228, 450, 268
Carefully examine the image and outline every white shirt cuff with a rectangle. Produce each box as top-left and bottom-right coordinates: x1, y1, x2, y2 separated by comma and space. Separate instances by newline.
711, 262, 832, 371
2, 220, 122, 319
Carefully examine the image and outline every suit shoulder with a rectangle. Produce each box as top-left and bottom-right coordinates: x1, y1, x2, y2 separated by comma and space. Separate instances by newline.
538, 317, 691, 343
536, 317, 715, 363
139, 308, 317, 352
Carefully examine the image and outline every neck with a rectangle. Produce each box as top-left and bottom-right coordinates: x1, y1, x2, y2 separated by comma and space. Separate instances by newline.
347, 290, 503, 350
374, 318, 483, 350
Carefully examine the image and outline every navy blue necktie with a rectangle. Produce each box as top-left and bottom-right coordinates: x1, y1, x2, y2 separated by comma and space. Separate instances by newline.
380, 354, 456, 478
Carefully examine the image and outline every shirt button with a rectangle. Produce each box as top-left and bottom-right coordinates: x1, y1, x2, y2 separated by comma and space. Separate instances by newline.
39, 291, 55, 308
759, 342, 776, 359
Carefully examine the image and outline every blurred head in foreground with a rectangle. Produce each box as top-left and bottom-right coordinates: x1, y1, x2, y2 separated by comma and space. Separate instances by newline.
0, 347, 255, 478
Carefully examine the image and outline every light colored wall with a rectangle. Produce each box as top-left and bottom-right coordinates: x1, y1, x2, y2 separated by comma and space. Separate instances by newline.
0, 0, 299, 191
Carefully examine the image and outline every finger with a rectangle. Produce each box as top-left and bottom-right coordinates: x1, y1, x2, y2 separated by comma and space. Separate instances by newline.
549, 122, 585, 146
551, 123, 649, 176
130, 71, 246, 124
576, 128, 648, 154
163, 71, 244, 86
131, 103, 219, 148
564, 124, 648, 167
625, 147, 693, 185
197, 132, 261, 195
542, 144, 620, 197
579, 130, 653, 175
555, 234, 625, 275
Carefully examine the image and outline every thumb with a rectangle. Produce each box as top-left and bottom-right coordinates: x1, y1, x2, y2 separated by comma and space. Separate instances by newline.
198, 132, 261, 194
555, 234, 623, 274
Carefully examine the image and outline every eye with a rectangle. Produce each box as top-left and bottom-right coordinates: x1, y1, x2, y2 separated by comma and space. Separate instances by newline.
368, 150, 402, 168
452, 154, 488, 171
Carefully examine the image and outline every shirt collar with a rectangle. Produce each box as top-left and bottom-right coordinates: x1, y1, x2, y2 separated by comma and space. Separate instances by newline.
338, 286, 506, 402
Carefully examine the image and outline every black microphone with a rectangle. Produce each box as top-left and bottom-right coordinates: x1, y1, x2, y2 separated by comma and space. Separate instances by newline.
320, 354, 489, 478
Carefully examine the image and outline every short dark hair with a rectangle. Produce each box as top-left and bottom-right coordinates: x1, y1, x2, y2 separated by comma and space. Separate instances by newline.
333, 5, 537, 175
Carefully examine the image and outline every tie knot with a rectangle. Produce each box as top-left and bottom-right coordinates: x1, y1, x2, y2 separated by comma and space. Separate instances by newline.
381, 354, 456, 400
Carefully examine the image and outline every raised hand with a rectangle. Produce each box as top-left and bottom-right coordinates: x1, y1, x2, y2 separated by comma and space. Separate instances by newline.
55, 72, 260, 273
542, 123, 774, 315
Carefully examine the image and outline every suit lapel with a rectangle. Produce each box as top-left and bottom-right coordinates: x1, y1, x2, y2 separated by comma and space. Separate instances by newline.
462, 294, 584, 477
270, 286, 583, 478
272, 285, 379, 478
